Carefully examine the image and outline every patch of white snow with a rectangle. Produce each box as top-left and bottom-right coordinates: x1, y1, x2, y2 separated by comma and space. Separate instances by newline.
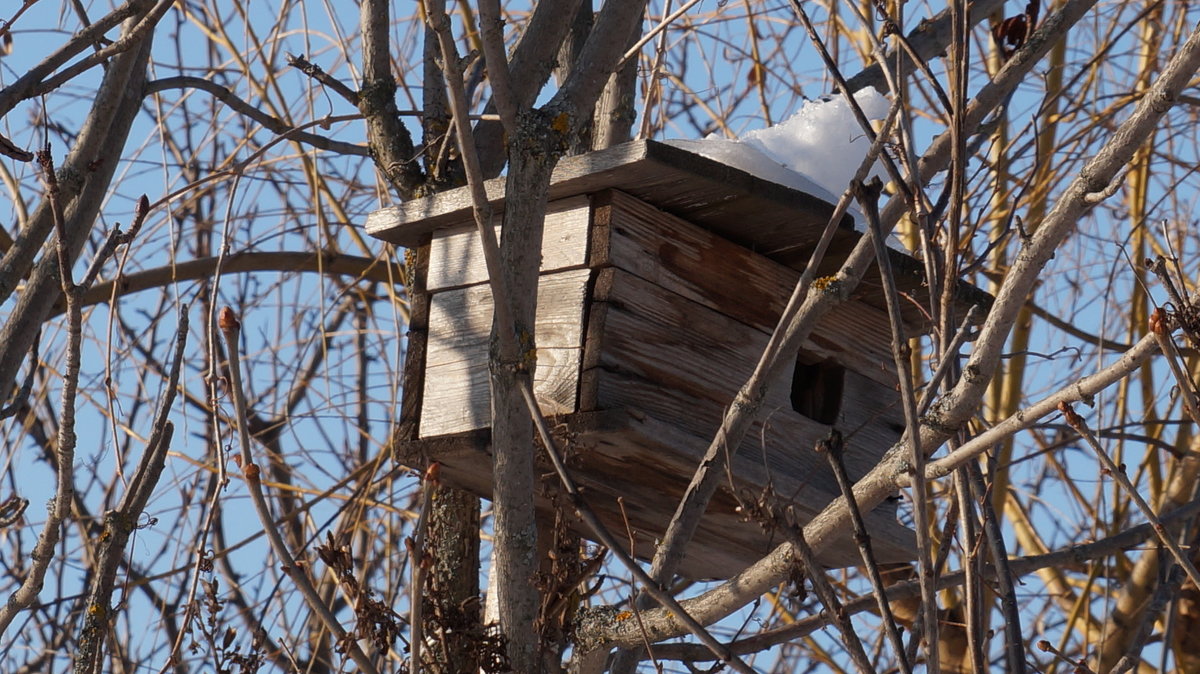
665, 87, 896, 241
741, 87, 891, 199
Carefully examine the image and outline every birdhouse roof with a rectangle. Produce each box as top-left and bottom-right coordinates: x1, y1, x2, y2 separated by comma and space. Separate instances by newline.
366, 139, 991, 332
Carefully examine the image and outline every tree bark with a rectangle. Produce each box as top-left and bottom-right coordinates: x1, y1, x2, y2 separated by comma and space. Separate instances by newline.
489, 111, 558, 672
426, 485, 482, 673
359, 0, 425, 199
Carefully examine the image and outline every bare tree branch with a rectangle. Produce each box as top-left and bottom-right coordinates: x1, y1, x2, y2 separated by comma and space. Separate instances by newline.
0, 18, 155, 415
146, 76, 369, 156
360, 0, 426, 199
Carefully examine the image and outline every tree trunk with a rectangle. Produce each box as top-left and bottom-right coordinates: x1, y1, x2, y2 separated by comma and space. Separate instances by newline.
426, 486, 482, 673
490, 112, 559, 672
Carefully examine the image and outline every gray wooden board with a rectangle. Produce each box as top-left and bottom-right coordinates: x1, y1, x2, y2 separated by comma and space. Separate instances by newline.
588, 365, 896, 490
367, 140, 840, 249
420, 268, 591, 437
574, 437, 916, 575
366, 139, 989, 328
585, 266, 904, 457
398, 240, 432, 441
594, 189, 902, 384
426, 196, 591, 292
578, 268, 916, 558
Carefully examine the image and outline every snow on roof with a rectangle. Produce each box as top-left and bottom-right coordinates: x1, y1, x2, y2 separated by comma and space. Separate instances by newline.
664, 87, 897, 244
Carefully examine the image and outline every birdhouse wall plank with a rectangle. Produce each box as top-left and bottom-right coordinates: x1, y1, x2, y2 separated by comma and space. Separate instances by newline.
582, 266, 897, 481
397, 239, 432, 442
387, 407, 914, 578
420, 268, 591, 437
580, 193, 905, 445
426, 196, 591, 292
589, 190, 900, 388
560, 410, 915, 576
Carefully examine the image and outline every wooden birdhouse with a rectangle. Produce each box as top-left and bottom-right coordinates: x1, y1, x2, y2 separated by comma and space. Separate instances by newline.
366, 140, 990, 580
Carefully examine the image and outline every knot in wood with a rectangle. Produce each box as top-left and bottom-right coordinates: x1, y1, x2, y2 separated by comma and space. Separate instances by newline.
1150, 88, 1174, 114
356, 77, 397, 117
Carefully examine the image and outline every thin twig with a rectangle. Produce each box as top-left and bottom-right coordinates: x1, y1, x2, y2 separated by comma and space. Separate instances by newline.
1109, 563, 1184, 674
967, 460, 1026, 672
953, 469, 984, 674
147, 75, 367, 155
781, 503, 878, 674
641, 495, 1200, 664
476, 0, 518, 134
76, 308, 187, 674
854, 177, 939, 667
25, 0, 172, 100
286, 54, 360, 106
0, 148, 82, 638
1150, 306, 1200, 421
919, 325, 1165, 482
918, 305, 985, 416
615, 497, 661, 671
819, 430, 910, 673
619, 0, 704, 68
0, 0, 155, 117
1058, 401, 1200, 590
408, 463, 437, 674
421, 0, 518, 357
219, 307, 380, 674
844, 0, 1006, 95
635, 0, 673, 140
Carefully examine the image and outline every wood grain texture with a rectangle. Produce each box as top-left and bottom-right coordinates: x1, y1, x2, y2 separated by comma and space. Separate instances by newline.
390, 183, 944, 575
426, 196, 591, 292
368, 140, 841, 251
586, 266, 904, 459
594, 189, 901, 383
420, 269, 591, 437
397, 239, 431, 443
392, 408, 915, 579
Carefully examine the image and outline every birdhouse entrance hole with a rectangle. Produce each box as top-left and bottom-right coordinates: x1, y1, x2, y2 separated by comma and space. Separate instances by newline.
790, 358, 846, 426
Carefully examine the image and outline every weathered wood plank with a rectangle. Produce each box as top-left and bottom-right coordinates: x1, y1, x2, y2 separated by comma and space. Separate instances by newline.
420, 269, 592, 437
392, 408, 915, 578
594, 189, 903, 383
589, 364, 895, 486
567, 405, 917, 572
426, 196, 591, 292
398, 241, 432, 441
575, 267, 614, 413
367, 140, 842, 249
587, 267, 903, 454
